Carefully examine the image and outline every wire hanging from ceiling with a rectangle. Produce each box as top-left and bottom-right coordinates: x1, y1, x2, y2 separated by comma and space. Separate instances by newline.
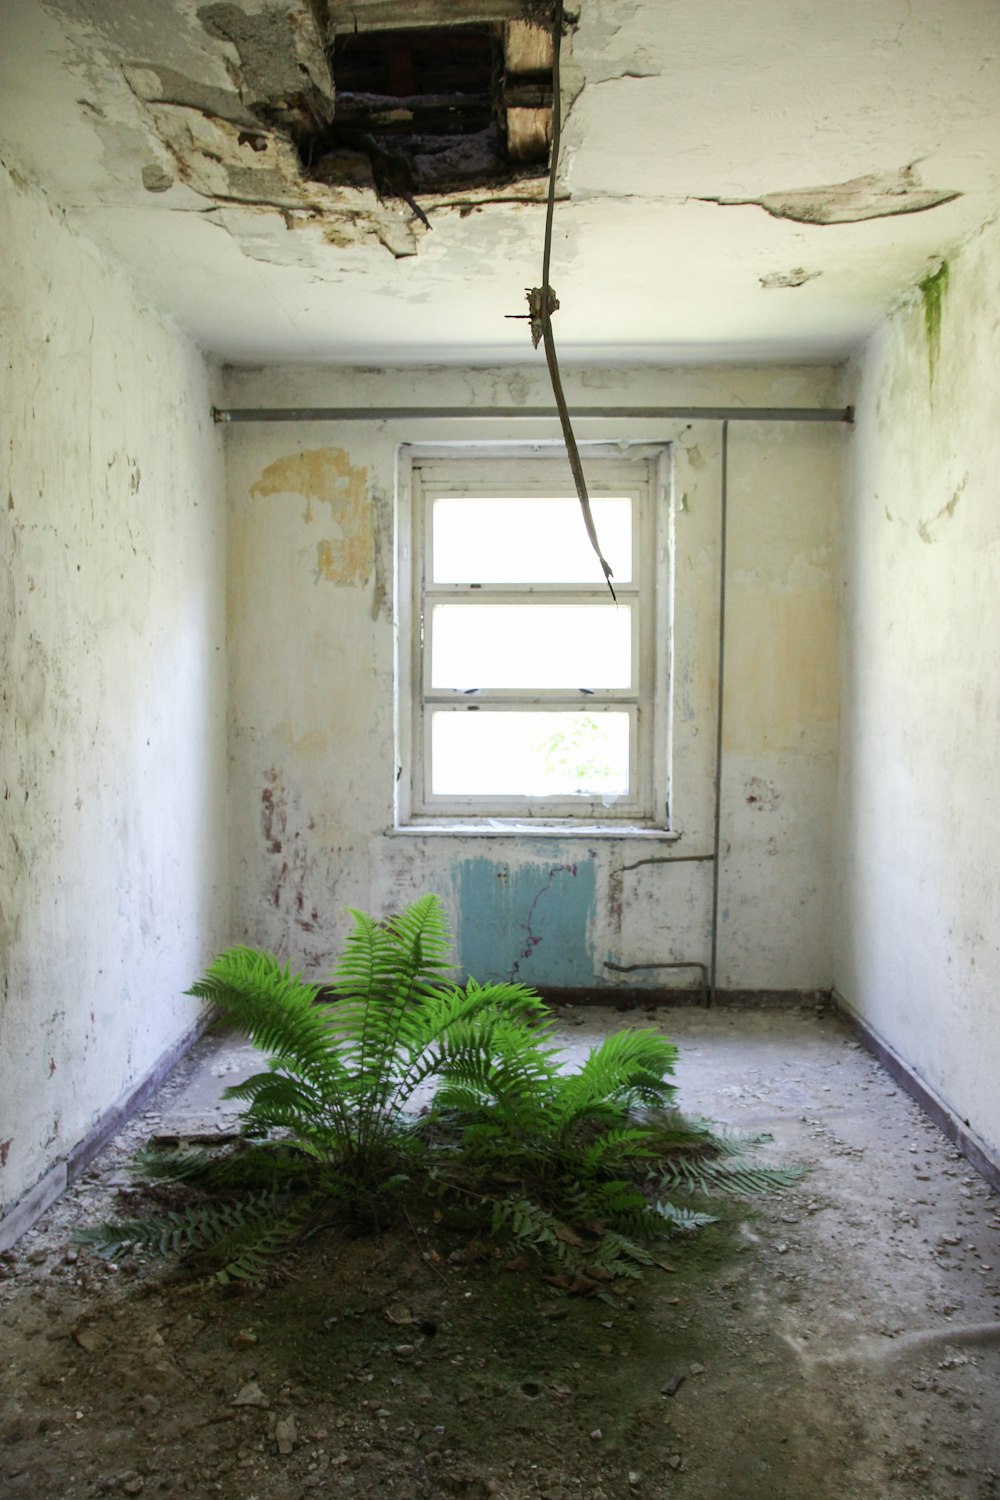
519, 0, 616, 600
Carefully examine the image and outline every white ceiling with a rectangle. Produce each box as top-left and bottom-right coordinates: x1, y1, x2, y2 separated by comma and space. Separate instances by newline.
2, 0, 1000, 366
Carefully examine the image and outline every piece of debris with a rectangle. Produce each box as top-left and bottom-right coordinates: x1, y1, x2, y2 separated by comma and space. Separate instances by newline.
759, 267, 820, 289
72, 1323, 107, 1354
660, 1373, 686, 1397
232, 1381, 269, 1408
274, 1414, 297, 1455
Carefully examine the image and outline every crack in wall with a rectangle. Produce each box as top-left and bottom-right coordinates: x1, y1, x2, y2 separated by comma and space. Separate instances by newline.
509, 862, 578, 982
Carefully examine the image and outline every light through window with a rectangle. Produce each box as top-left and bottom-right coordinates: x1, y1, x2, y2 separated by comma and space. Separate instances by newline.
398, 448, 670, 825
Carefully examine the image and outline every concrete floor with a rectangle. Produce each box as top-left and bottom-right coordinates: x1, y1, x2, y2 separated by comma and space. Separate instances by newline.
3, 1002, 999, 1498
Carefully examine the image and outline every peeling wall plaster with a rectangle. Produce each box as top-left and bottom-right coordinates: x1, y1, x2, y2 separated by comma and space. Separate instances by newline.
250, 449, 373, 585
224, 362, 843, 993
837, 212, 1000, 1166
0, 156, 229, 1233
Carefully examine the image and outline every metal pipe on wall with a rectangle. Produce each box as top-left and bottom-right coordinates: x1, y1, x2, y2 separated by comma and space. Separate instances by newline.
605, 960, 709, 1006
213, 404, 853, 424
708, 420, 730, 1005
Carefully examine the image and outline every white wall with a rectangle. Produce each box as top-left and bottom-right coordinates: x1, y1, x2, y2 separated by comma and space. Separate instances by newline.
224, 363, 843, 995
837, 217, 1000, 1165
0, 157, 230, 1236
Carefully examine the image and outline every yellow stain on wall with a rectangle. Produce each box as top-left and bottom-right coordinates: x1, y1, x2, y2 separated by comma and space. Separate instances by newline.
250, 449, 373, 585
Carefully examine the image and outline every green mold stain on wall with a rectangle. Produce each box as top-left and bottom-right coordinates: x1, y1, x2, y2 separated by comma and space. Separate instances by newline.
918, 261, 949, 388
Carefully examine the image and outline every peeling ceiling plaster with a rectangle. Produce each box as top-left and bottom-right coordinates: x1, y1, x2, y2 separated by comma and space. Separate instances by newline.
701, 168, 961, 227
2, 0, 1000, 364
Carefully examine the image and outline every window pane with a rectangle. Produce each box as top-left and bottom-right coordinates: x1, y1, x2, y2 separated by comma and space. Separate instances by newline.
432, 497, 632, 584
431, 710, 630, 797
431, 604, 632, 690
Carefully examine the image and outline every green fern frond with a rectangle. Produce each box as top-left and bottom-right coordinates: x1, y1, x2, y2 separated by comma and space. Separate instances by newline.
591, 1229, 655, 1277
395, 982, 554, 1106
206, 1195, 324, 1286
654, 1201, 720, 1232
421, 990, 559, 1131
643, 1112, 773, 1157
131, 1142, 314, 1193
550, 1030, 678, 1141
570, 1179, 665, 1239
331, 896, 456, 1136
659, 1157, 806, 1194
222, 1071, 342, 1147
189, 951, 346, 1105
489, 1197, 569, 1260
74, 1193, 283, 1261
577, 1127, 661, 1172
686, 1120, 775, 1154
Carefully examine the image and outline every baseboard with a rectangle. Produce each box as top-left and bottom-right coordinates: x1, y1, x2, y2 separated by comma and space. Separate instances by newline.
0, 1011, 212, 1253
0, 1161, 68, 1254
530, 986, 826, 1010
315, 982, 826, 1009
832, 989, 1000, 1195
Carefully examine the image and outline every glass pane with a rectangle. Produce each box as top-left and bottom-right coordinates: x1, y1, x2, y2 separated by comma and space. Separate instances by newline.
432, 497, 632, 584
431, 711, 630, 798
431, 604, 631, 690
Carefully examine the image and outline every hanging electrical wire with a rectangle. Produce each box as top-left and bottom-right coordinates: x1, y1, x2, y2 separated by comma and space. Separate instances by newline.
520, 0, 616, 600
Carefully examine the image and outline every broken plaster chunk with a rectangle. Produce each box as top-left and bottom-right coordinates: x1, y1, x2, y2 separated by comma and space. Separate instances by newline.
703, 167, 960, 225
141, 163, 173, 193
759, 267, 820, 289
72, 1322, 109, 1354
311, 149, 377, 191
274, 1414, 297, 1455
233, 1380, 269, 1408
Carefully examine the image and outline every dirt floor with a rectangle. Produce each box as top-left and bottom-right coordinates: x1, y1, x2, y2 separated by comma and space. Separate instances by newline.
2, 1001, 999, 1500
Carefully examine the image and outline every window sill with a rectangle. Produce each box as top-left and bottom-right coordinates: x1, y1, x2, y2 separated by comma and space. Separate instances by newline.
388, 822, 681, 840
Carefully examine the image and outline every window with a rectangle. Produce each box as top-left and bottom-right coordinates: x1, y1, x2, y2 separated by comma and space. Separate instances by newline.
396, 446, 672, 828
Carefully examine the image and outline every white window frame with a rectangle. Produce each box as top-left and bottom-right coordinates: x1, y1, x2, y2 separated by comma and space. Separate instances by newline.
395, 442, 673, 830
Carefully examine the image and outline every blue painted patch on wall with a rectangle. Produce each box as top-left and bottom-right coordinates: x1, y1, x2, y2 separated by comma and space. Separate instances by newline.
454, 854, 597, 987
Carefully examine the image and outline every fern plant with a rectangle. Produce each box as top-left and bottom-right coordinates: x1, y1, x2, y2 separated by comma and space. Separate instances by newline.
77, 895, 803, 1284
